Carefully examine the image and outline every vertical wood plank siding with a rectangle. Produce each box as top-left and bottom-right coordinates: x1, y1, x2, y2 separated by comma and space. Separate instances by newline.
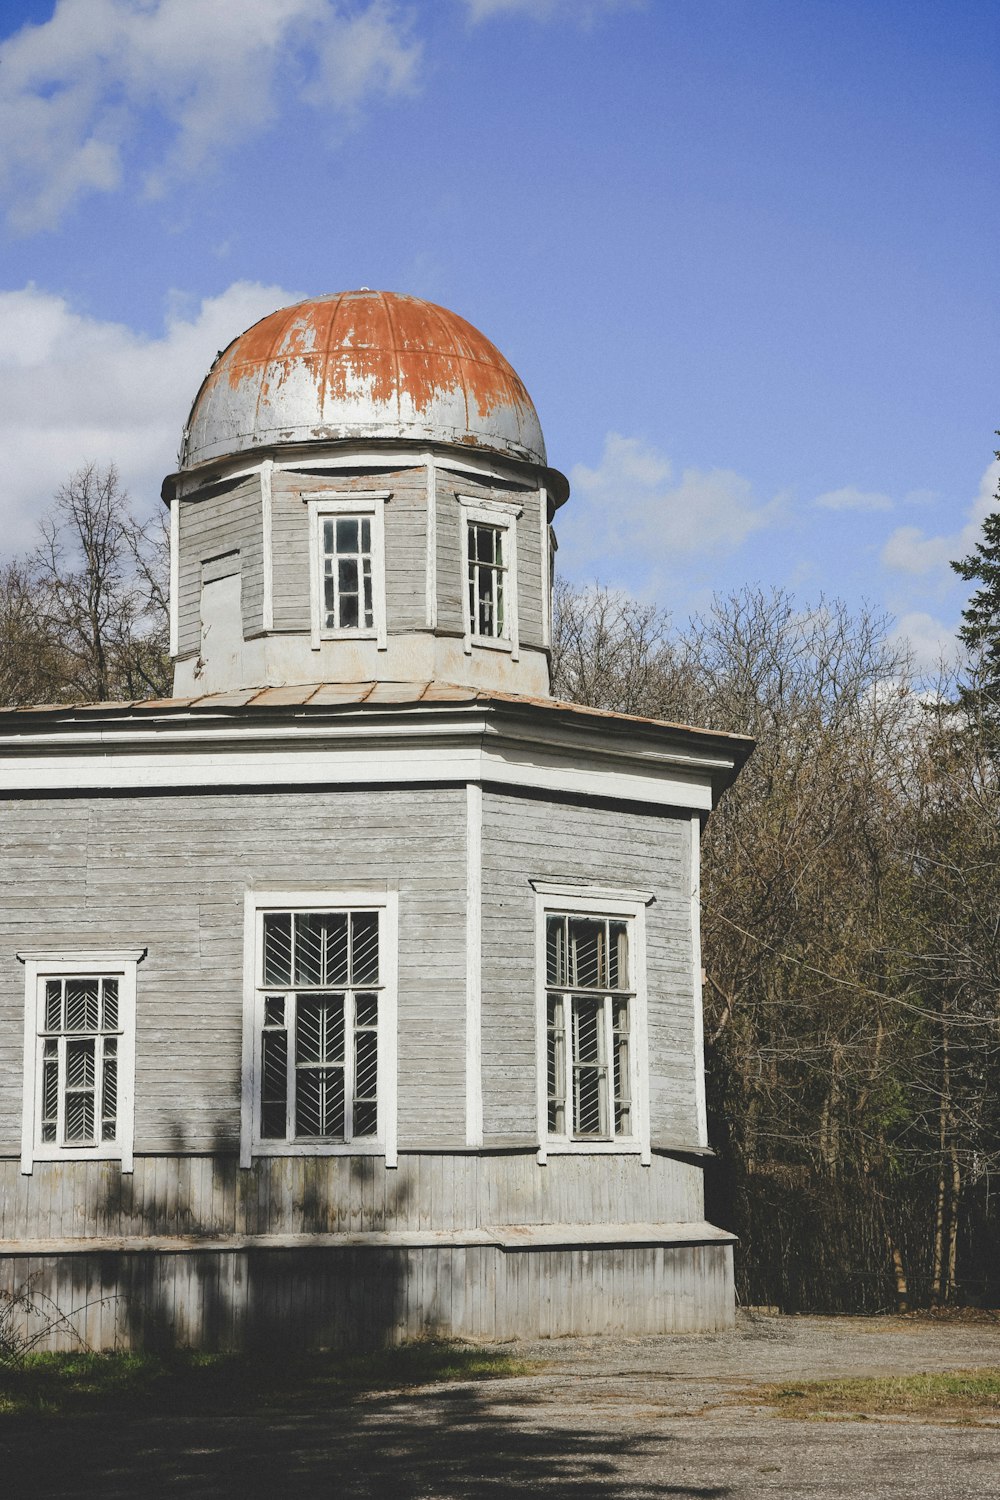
480, 788, 697, 1147
0, 1243, 733, 1351
270, 469, 427, 633
177, 479, 263, 653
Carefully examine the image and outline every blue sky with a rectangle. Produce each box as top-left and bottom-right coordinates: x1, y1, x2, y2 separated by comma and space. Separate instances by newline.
0, 0, 996, 669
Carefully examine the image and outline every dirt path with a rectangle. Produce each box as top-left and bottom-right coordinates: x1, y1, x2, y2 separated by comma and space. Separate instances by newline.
5, 1314, 1000, 1498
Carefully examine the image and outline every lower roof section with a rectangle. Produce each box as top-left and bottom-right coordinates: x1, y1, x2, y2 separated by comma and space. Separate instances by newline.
0, 682, 752, 811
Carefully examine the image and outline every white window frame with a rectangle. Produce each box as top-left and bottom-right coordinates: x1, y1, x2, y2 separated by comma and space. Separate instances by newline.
19, 950, 141, 1175
241, 890, 398, 1168
306, 491, 389, 652
531, 882, 652, 1165
458, 495, 521, 659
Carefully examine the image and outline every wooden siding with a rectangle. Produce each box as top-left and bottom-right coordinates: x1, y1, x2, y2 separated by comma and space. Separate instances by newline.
0, 788, 467, 1152
480, 789, 697, 1147
435, 471, 545, 648
270, 468, 427, 634
0, 1151, 704, 1244
0, 1241, 733, 1351
176, 478, 263, 654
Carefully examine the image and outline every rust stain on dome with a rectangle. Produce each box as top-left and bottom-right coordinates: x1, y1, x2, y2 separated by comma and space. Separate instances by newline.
200, 289, 538, 446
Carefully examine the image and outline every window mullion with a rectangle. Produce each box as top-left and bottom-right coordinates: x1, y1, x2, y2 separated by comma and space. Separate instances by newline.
602, 995, 614, 1140
345, 990, 355, 1142
56, 1035, 66, 1149
286, 994, 296, 1143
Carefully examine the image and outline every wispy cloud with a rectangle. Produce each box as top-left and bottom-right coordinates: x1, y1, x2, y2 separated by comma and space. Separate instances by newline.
0, 0, 421, 232
813, 485, 894, 512
560, 432, 783, 584
461, 0, 644, 22
0, 280, 298, 548
881, 459, 1000, 581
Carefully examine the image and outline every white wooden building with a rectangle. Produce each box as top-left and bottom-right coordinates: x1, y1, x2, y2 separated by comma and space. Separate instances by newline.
0, 291, 751, 1349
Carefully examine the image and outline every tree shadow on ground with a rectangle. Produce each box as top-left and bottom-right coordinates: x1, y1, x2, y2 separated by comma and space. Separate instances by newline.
1, 1377, 732, 1500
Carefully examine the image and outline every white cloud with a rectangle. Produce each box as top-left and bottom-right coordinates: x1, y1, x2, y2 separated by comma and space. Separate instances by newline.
813, 485, 893, 512
561, 432, 781, 581
0, 280, 299, 551
0, 0, 421, 231
462, 0, 643, 21
891, 611, 961, 676
881, 460, 1000, 580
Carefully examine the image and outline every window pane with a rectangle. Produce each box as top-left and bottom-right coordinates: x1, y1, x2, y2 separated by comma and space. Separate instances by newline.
351, 913, 379, 985
546, 916, 566, 987
41, 1040, 58, 1142
568, 919, 606, 989
65, 979, 99, 1033
66, 1037, 95, 1089
102, 978, 119, 1032
45, 980, 62, 1031
354, 1028, 378, 1138
547, 994, 566, 1135
339, 593, 360, 629
295, 912, 348, 986
355, 991, 378, 1028
323, 519, 335, 553
264, 996, 285, 1027
361, 518, 371, 551
102, 1039, 118, 1142
263, 913, 293, 985
260, 1028, 288, 1139
609, 923, 628, 990
64, 1039, 96, 1142
297, 996, 345, 1065
338, 557, 358, 593
296, 1065, 345, 1139
572, 999, 607, 1137
336, 518, 359, 553
613, 1000, 631, 1136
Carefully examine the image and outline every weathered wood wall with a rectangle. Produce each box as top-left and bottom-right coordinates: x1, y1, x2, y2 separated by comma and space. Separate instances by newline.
0, 1241, 734, 1351
176, 477, 264, 654
0, 787, 467, 1152
480, 790, 699, 1148
0, 1151, 705, 1243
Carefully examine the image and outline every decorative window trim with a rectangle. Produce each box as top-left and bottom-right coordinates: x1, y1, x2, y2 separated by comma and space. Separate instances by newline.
305, 491, 390, 652
240, 890, 398, 1169
532, 884, 651, 1166
18, 950, 142, 1176
457, 494, 521, 660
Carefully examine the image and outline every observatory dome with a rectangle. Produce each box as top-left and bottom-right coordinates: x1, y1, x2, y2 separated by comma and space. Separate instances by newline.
180, 289, 548, 471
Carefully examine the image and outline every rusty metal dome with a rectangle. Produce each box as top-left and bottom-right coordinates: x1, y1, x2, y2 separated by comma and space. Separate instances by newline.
180, 289, 548, 471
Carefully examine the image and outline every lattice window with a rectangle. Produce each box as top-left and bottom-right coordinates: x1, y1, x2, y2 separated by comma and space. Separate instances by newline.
256, 909, 382, 1144
20, 951, 140, 1174
545, 914, 633, 1141
467, 520, 507, 639
322, 516, 374, 631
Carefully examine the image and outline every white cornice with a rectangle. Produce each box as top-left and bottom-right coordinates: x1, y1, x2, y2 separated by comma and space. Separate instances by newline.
0, 700, 746, 809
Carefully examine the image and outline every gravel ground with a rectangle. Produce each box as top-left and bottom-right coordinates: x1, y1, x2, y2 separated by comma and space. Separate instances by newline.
5, 1313, 1000, 1498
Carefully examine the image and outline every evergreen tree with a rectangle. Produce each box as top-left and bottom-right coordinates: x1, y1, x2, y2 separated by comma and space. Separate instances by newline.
951, 443, 1000, 725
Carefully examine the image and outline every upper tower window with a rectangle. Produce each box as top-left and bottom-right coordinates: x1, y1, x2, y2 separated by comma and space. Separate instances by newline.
458, 495, 522, 659
324, 516, 373, 631
306, 491, 389, 652
468, 521, 506, 639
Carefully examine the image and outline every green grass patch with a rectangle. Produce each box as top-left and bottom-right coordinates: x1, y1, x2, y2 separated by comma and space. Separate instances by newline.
0, 1341, 531, 1419
757, 1369, 1000, 1425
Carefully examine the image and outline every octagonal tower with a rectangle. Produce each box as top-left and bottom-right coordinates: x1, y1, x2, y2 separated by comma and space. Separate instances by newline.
163, 290, 568, 697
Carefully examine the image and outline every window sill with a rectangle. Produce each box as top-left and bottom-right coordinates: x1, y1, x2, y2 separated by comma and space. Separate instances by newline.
542, 1140, 643, 1155
28, 1146, 129, 1170
250, 1141, 386, 1158
467, 634, 513, 654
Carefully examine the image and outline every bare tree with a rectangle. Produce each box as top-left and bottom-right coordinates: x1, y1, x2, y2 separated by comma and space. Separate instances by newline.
31, 463, 170, 702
